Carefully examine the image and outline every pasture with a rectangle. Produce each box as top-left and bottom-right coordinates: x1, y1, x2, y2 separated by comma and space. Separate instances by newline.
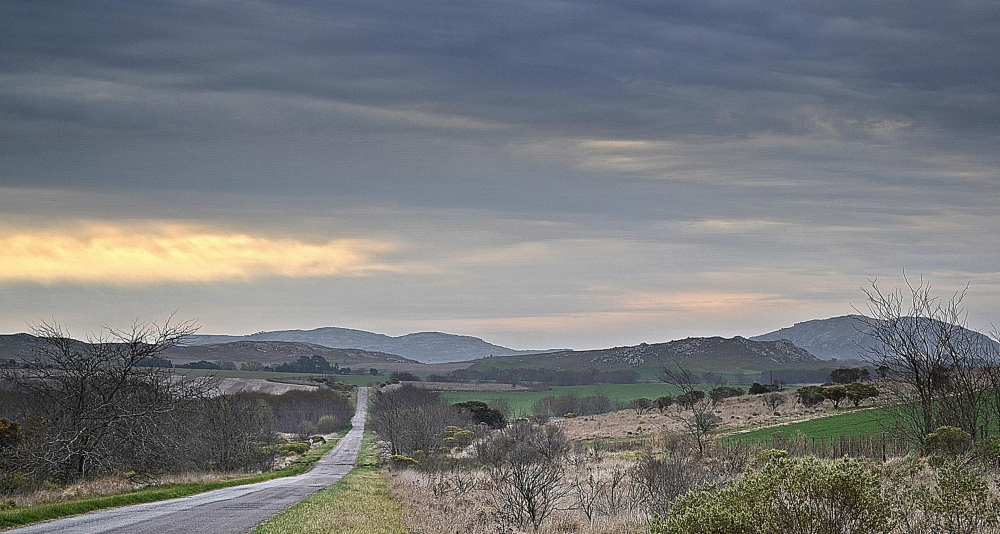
726, 407, 893, 442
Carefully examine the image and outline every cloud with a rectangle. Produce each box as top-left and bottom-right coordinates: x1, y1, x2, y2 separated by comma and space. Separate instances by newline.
0, 221, 397, 284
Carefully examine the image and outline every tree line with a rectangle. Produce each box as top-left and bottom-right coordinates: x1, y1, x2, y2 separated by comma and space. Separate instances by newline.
0, 320, 353, 494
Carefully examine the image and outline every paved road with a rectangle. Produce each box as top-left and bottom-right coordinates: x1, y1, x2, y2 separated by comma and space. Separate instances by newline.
7, 387, 369, 534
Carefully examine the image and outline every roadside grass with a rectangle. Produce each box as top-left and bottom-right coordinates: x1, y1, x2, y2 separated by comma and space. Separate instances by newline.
0, 430, 349, 530
725, 407, 893, 442
251, 429, 406, 534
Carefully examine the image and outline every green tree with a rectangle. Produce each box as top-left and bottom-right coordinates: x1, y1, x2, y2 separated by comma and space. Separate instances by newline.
797, 385, 826, 408
844, 382, 879, 407
822, 385, 848, 409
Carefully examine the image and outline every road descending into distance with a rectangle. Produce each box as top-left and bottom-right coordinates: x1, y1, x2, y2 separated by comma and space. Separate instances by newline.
8, 387, 369, 534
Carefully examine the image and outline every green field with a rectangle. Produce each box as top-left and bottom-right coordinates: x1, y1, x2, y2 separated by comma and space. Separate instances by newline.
726, 407, 894, 442
440, 383, 682, 415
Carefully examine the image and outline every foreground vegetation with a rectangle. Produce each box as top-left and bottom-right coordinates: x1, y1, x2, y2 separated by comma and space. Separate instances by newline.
0, 432, 346, 529
251, 430, 406, 534
0, 319, 362, 532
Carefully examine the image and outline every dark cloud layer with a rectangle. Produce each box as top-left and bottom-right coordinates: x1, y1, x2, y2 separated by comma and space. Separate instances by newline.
1, 1, 998, 346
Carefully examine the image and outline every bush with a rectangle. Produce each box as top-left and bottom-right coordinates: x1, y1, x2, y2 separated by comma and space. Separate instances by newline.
453, 400, 506, 429
652, 456, 894, 534
316, 415, 340, 434
924, 425, 972, 457
903, 462, 1000, 533
276, 442, 311, 456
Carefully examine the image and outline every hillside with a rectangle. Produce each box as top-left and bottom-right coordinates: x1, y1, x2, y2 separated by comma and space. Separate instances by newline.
0, 334, 418, 367
161, 341, 418, 366
468, 336, 825, 376
751, 315, 1000, 361
184, 327, 558, 363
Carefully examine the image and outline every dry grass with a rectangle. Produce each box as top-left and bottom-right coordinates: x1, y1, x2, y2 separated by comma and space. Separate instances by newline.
252, 467, 406, 534
385, 460, 648, 534
554, 391, 848, 441
7, 471, 252, 508
252, 430, 406, 534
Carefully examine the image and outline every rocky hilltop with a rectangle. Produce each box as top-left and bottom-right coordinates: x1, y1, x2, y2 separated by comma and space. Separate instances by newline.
578, 336, 819, 368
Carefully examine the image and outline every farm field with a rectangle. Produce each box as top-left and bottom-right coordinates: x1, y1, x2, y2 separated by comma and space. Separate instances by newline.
726, 406, 893, 442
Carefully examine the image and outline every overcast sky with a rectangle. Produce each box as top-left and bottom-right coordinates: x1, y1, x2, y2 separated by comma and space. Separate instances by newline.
1, 0, 998, 349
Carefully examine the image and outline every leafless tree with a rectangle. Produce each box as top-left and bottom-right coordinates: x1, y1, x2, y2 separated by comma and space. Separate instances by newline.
632, 397, 654, 415
761, 392, 786, 415
0, 318, 209, 481
476, 419, 569, 531
630, 451, 711, 517
859, 277, 997, 444
369, 383, 469, 456
659, 365, 722, 455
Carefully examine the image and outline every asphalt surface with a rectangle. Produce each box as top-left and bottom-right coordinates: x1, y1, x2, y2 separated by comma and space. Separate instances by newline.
7, 387, 369, 534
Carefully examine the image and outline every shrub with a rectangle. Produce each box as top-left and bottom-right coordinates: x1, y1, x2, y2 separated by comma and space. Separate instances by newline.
652, 456, 894, 534
315, 415, 340, 434
924, 426, 972, 457
902, 462, 1000, 534
276, 442, 311, 456
453, 400, 506, 428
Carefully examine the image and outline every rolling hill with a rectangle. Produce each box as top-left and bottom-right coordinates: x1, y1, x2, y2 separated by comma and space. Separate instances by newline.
468, 336, 825, 376
751, 315, 1000, 361
161, 341, 419, 366
184, 327, 558, 363
0, 334, 418, 367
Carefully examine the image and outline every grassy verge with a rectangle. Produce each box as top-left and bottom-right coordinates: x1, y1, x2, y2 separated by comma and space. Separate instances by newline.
0, 430, 349, 530
251, 429, 406, 534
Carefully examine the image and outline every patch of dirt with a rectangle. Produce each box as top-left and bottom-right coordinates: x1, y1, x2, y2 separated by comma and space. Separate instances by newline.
555, 392, 845, 441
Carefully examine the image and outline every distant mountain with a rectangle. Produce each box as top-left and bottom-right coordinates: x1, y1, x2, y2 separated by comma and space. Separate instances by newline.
469, 335, 823, 374
0, 333, 51, 361
752, 315, 1000, 361
184, 327, 557, 363
162, 341, 418, 366
0, 334, 418, 367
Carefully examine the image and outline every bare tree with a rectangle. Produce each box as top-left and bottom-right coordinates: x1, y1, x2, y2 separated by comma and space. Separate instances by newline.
659, 365, 721, 455
0, 317, 207, 481
632, 397, 654, 415
859, 277, 996, 444
761, 392, 786, 414
476, 420, 569, 531
369, 384, 469, 457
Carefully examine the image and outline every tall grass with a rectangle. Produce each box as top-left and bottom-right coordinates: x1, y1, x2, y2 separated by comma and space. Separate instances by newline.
251, 430, 406, 534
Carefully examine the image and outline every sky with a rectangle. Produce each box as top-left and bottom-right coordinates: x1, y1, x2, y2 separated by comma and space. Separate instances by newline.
1, 0, 998, 350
